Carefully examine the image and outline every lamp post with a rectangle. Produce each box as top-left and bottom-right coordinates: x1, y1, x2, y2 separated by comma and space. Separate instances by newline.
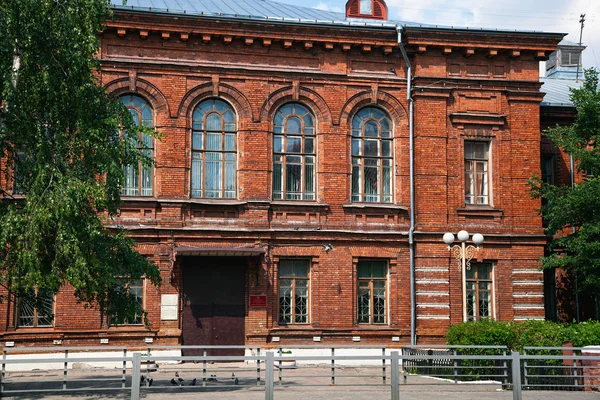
443, 230, 484, 322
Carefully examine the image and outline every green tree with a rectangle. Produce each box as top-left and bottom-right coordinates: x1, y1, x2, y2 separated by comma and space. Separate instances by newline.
532, 68, 600, 291
0, 0, 160, 324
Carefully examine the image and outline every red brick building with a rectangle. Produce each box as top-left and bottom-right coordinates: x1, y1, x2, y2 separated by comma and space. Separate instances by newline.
0, 0, 564, 350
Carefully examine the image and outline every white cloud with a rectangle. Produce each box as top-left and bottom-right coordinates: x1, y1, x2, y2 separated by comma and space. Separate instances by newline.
315, 2, 344, 12
386, 0, 600, 69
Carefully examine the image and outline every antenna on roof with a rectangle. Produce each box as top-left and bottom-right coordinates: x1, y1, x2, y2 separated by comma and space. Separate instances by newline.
576, 13, 585, 83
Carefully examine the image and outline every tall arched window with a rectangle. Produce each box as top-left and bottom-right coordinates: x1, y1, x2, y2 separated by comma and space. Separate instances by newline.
351, 107, 392, 203
121, 95, 153, 196
191, 99, 237, 198
273, 103, 315, 201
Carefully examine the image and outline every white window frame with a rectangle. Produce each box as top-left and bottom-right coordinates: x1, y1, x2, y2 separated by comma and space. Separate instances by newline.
464, 140, 492, 206
277, 259, 311, 325
465, 263, 495, 321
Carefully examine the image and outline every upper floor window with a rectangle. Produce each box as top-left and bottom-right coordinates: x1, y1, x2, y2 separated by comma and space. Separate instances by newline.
360, 0, 372, 14
351, 107, 393, 203
357, 260, 387, 324
18, 290, 53, 328
464, 141, 490, 205
120, 95, 153, 197
191, 99, 237, 199
346, 0, 388, 19
466, 263, 493, 321
13, 150, 27, 195
272, 103, 315, 201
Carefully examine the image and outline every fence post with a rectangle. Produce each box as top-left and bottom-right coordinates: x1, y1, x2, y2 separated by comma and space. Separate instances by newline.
0, 349, 4, 395
122, 348, 127, 389
63, 349, 68, 390
522, 348, 528, 388
257, 347, 261, 386
511, 351, 522, 400
391, 351, 400, 400
202, 348, 207, 387
265, 352, 274, 400
331, 348, 335, 385
278, 347, 283, 384
453, 349, 458, 384
573, 358, 579, 388
382, 347, 387, 385
503, 349, 509, 388
131, 353, 141, 400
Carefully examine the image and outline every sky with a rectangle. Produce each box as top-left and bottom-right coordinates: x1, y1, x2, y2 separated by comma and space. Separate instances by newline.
275, 0, 600, 73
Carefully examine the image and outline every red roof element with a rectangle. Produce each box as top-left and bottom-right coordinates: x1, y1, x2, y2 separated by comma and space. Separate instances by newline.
346, 0, 388, 20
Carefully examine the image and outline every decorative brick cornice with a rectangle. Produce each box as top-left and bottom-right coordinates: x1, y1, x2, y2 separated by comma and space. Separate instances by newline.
104, 76, 169, 115
178, 81, 254, 121
259, 85, 332, 125
339, 89, 407, 127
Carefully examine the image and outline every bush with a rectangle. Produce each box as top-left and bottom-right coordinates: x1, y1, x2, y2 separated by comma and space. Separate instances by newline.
446, 320, 600, 351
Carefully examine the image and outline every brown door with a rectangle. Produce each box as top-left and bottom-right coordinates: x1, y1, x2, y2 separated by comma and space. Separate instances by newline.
182, 257, 246, 357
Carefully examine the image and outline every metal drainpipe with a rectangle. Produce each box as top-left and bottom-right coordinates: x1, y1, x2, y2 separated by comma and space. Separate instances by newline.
397, 27, 416, 346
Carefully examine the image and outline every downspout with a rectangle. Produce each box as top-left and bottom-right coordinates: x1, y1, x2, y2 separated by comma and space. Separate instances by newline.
397, 27, 416, 346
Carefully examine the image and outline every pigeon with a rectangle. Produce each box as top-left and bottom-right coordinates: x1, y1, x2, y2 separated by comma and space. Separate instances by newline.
231, 373, 236, 380
175, 371, 184, 386
148, 378, 153, 387
190, 378, 197, 386
170, 378, 177, 386
235, 377, 239, 385
140, 375, 145, 386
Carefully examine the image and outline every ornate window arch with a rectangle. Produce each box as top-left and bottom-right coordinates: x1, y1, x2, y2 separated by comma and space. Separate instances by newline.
191, 99, 237, 199
272, 103, 316, 201
121, 95, 154, 197
351, 106, 393, 203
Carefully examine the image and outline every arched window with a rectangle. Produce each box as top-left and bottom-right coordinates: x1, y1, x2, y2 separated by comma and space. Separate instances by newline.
191, 99, 237, 198
121, 95, 153, 196
351, 107, 392, 203
272, 103, 315, 201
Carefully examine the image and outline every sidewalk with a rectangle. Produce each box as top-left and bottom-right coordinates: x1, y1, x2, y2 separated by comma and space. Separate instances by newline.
2, 361, 600, 400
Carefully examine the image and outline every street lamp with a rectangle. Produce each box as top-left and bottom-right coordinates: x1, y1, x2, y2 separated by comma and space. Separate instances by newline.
443, 230, 484, 322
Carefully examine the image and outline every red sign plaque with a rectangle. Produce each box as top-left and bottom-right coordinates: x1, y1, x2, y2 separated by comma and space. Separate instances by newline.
249, 295, 267, 307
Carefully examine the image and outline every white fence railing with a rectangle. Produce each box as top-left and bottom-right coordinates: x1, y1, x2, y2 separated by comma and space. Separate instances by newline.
1, 345, 600, 400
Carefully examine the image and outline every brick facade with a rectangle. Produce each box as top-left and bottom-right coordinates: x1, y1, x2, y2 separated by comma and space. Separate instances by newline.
0, 3, 563, 349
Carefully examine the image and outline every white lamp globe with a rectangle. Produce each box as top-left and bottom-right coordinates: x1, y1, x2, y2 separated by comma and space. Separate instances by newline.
443, 232, 455, 245
457, 230, 469, 242
472, 233, 484, 246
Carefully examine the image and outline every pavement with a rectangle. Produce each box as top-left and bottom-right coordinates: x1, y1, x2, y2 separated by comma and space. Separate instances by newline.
2, 361, 600, 400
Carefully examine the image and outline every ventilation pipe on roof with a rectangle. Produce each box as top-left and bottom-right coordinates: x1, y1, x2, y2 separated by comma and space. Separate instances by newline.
396, 26, 416, 346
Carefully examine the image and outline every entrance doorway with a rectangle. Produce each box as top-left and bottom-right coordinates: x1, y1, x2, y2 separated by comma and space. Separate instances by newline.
182, 257, 246, 356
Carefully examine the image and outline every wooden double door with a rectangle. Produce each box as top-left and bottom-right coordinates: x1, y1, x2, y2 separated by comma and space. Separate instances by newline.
182, 257, 246, 357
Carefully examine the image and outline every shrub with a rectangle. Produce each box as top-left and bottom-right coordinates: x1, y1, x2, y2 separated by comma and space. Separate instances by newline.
446, 319, 600, 351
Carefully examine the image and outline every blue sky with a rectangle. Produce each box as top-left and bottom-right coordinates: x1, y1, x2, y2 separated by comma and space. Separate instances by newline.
275, 0, 600, 71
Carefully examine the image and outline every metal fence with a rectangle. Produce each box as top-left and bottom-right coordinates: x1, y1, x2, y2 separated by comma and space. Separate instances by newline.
1, 345, 600, 400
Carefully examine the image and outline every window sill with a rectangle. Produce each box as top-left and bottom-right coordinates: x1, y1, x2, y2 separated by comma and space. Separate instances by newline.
343, 203, 408, 213
457, 205, 503, 218
121, 197, 248, 206
271, 325, 316, 331
271, 201, 329, 208
356, 325, 393, 329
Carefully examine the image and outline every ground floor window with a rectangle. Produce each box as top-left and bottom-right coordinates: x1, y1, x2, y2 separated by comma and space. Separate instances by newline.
278, 259, 309, 324
466, 263, 493, 320
17, 290, 53, 328
357, 260, 387, 324
111, 279, 144, 325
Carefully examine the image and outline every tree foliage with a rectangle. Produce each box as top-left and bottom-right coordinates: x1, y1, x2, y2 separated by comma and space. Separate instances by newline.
532, 68, 600, 291
0, 0, 160, 324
